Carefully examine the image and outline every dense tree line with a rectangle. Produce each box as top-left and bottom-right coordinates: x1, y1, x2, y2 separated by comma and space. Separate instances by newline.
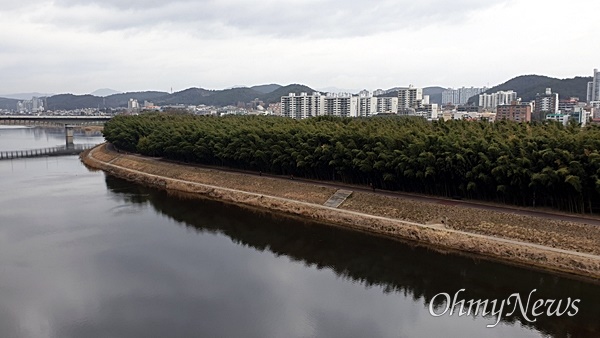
103, 114, 600, 213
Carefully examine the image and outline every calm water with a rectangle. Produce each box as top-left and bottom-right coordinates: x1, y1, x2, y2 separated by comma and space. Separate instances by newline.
0, 125, 102, 152
0, 126, 599, 337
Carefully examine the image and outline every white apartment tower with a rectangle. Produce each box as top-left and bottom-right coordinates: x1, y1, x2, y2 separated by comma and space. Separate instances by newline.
281, 92, 324, 119
479, 91, 518, 110
358, 93, 378, 117
442, 87, 486, 105
587, 68, 600, 103
398, 86, 423, 110
534, 88, 559, 120
376, 97, 398, 114
128, 98, 140, 110
324, 93, 358, 118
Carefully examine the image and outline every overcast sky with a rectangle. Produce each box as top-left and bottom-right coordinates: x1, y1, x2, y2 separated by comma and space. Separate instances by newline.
1, 0, 598, 95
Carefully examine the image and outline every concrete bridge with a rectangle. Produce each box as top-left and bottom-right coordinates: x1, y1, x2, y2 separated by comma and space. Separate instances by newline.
0, 144, 97, 160
0, 115, 112, 127
0, 115, 111, 145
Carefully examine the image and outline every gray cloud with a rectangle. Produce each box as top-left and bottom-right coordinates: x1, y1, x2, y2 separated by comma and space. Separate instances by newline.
42, 0, 508, 37
1, 0, 598, 94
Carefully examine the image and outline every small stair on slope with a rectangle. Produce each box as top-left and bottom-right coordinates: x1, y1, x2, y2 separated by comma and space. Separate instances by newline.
324, 189, 353, 208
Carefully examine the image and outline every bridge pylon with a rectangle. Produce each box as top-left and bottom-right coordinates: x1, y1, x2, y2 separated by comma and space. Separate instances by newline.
65, 125, 75, 147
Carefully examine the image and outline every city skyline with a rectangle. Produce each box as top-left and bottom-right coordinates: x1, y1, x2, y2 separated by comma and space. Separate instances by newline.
1, 0, 598, 95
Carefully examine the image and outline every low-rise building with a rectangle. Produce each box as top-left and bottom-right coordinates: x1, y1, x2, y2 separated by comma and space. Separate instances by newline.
570, 106, 589, 126
546, 113, 569, 126
496, 100, 532, 122
558, 97, 580, 114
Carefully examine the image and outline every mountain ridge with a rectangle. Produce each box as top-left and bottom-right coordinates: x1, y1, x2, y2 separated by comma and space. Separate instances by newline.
467, 75, 591, 104
3, 75, 593, 111
90, 88, 122, 97
41, 84, 316, 110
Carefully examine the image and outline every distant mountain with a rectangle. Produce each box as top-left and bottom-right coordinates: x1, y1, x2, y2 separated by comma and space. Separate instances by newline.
47, 94, 103, 110
201, 88, 263, 106
250, 84, 282, 94
260, 84, 316, 104
0, 92, 53, 100
317, 86, 360, 94
106, 91, 170, 107
0, 97, 19, 110
154, 88, 215, 106
90, 88, 121, 97
376, 90, 399, 98
467, 75, 592, 104
42, 91, 171, 110
423, 86, 447, 105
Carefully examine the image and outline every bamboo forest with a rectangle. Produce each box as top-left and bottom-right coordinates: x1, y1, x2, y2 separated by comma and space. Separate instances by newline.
102, 114, 600, 213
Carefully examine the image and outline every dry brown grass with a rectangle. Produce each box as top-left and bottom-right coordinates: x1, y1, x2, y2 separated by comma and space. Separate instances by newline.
86, 148, 119, 163
341, 192, 600, 256
81, 144, 600, 279
77, 125, 104, 132
107, 153, 335, 205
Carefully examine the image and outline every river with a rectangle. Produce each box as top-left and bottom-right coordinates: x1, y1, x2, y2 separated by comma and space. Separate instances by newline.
0, 126, 599, 337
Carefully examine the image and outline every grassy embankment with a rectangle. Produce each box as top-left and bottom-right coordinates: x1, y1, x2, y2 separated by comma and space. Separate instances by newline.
82, 144, 600, 280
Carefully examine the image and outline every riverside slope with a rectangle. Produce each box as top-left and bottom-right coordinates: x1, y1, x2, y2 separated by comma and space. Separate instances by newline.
82, 144, 600, 280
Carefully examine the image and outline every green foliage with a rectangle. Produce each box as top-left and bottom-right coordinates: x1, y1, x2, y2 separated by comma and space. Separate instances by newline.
103, 114, 600, 213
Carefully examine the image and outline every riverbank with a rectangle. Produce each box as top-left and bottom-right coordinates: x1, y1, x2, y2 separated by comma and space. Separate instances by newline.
82, 143, 600, 280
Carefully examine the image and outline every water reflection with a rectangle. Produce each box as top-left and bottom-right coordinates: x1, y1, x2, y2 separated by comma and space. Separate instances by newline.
1, 152, 598, 337
0, 125, 103, 152
104, 175, 600, 337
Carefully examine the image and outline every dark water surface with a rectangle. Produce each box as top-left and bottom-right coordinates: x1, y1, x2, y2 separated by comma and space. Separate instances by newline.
1, 127, 599, 337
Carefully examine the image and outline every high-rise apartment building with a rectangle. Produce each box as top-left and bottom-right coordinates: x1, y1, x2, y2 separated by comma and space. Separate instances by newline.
16, 97, 45, 113
281, 92, 324, 119
128, 98, 139, 110
479, 91, 518, 110
442, 87, 486, 105
324, 93, 358, 118
376, 97, 398, 114
358, 92, 377, 117
587, 68, 600, 102
398, 86, 423, 110
282, 92, 402, 118
534, 88, 558, 120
